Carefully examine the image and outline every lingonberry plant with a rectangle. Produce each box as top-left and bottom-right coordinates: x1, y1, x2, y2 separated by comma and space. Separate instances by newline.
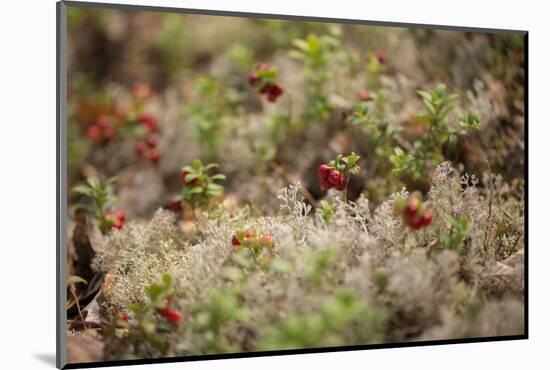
365, 50, 387, 89
173, 159, 226, 214
440, 216, 470, 253
315, 200, 335, 225
390, 84, 482, 182
145, 273, 182, 325
72, 176, 126, 234
248, 63, 284, 103
188, 285, 248, 354
260, 290, 376, 350
347, 98, 396, 162
394, 191, 432, 230
318, 153, 360, 201
289, 27, 341, 123
103, 274, 181, 359
186, 76, 242, 161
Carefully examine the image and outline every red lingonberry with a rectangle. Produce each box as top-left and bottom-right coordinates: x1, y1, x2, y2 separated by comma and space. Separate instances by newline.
248, 73, 260, 86
86, 125, 101, 141
244, 230, 256, 240
132, 82, 152, 100
376, 50, 386, 64
102, 124, 116, 141
421, 211, 432, 227
169, 199, 182, 212
259, 84, 271, 95
231, 234, 241, 246
359, 89, 373, 102
165, 310, 181, 323
135, 141, 147, 156
96, 116, 109, 129
145, 134, 158, 148
266, 84, 284, 102
105, 210, 126, 230
257, 63, 269, 71
138, 113, 157, 132
405, 199, 419, 217
114, 210, 126, 223
273, 84, 284, 95
119, 313, 128, 321
147, 149, 161, 163
318, 164, 331, 179
321, 179, 333, 190
179, 170, 200, 186
328, 170, 342, 186
335, 176, 347, 191
409, 216, 424, 230
260, 233, 273, 247
157, 307, 170, 316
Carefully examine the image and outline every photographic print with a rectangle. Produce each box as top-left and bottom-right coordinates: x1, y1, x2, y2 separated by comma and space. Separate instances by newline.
58, 1, 527, 368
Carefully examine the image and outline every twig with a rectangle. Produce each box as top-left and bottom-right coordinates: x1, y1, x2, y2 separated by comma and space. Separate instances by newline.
499, 207, 514, 222
69, 286, 88, 330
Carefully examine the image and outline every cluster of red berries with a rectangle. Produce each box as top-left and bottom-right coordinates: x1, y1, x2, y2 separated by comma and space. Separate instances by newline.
394, 192, 432, 230
137, 113, 158, 132
156, 299, 182, 324
104, 210, 126, 230
248, 64, 284, 102
318, 164, 347, 191
86, 116, 116, 143
135, 113, 160, 163
231, 229, 274, 252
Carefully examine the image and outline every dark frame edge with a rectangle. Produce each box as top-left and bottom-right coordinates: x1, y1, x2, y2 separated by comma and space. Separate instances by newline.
523, 32, 529, 339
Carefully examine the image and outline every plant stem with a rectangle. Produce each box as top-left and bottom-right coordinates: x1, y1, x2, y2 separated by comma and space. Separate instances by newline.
343, 174, 351, 203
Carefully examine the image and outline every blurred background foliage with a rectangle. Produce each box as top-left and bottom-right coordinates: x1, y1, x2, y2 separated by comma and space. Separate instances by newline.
67, 7, 525, 220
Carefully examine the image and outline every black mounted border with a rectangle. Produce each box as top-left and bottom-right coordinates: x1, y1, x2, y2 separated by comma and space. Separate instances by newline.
57, 1, 528, 369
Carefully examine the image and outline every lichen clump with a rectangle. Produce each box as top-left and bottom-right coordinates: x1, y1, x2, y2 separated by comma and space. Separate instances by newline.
94, 163, 524, 359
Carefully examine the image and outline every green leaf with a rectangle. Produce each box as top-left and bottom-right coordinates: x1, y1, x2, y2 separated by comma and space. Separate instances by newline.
184, 186, 203, 195
181, 165, 194, 173
147, 284, 165, 303
288, 50, 306, 61
105, 176, 118, 186
292, 38, 310, 52
184, 173, 200, 182
162, 273, 173, 288
210, 174, 226, 181
204, 163, 219, 170
192, 159, 203, 170
417, 90, 431, 101
72, 185, 92, 196
207, 183, 223, 191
